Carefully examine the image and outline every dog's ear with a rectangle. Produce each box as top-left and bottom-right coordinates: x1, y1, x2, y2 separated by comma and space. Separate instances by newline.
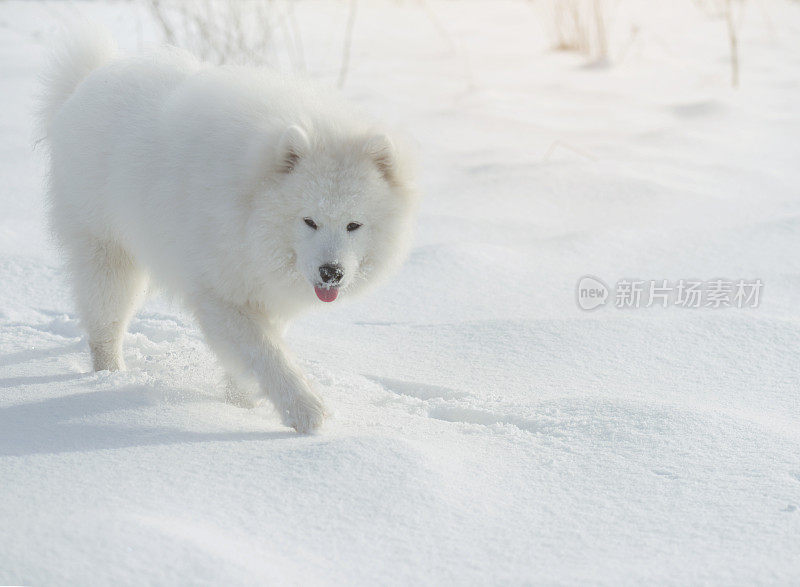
277, 125, 310, 173
364, 134, 398, 184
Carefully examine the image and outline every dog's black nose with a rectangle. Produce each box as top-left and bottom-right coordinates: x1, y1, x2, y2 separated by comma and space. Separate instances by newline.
319, 263, 344, 284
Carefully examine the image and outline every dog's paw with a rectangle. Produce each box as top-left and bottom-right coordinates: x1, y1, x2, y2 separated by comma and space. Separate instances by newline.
283, 390, 326, 434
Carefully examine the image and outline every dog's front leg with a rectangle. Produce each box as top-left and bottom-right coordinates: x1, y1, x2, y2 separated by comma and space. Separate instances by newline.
194, 296, 326, 433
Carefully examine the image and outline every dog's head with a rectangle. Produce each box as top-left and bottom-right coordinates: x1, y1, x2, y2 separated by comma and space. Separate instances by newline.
256, 125, 417, 305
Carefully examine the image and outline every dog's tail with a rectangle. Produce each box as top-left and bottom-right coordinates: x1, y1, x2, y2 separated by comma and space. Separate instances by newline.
36, 22, 117, 142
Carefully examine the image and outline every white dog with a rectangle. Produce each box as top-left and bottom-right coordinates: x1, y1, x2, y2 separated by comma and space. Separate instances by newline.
38, 26, 418, 433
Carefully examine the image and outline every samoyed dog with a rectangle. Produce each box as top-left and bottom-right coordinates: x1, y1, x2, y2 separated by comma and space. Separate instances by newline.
38, 26, 418, 433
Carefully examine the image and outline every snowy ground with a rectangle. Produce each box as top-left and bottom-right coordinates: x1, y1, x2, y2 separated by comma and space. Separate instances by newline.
1, 0, 800, 584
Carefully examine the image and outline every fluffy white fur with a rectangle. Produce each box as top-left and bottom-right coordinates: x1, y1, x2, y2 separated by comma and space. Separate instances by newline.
38, 25, 418, 433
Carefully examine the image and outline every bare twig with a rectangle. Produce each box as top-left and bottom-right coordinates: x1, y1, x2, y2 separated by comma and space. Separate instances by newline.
146, 0, 286, 67
593, 0, 608, 59
337, 0, 358, 89
725, 0, 739, 87
149, 0, 176, 45
538, 0, 612, 61
286, 2, 306, 71
420, 0, 457, 54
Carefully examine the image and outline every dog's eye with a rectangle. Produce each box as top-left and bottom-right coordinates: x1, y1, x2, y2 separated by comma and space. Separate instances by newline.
303, 218, 318, 230
346, 222, 362, 232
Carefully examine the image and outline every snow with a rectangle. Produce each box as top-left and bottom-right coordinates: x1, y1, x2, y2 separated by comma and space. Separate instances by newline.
2, 0, 800, 583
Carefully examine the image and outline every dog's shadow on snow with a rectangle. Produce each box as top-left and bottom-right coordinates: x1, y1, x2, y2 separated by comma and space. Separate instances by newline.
0, 378, 292, 457
0, 340, 85, 369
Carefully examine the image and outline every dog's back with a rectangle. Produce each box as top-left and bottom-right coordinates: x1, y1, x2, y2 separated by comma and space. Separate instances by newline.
41, 29, 198, 244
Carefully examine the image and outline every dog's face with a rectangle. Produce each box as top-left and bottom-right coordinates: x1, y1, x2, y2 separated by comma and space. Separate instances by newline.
258, 125, 416, 304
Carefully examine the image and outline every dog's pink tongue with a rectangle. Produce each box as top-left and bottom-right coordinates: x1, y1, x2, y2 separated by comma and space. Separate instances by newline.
314, 286, 339, 302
